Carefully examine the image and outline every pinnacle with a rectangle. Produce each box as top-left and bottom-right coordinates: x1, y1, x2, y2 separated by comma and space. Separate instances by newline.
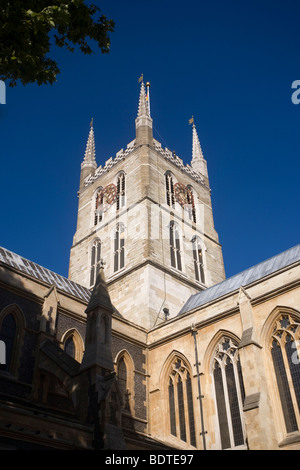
83, 122, 96, 163
137, 81, 150, 118
86, 263, 114, 314
192, 124, 204, 162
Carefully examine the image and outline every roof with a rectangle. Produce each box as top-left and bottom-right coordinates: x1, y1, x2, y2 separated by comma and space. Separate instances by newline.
178, 244, 300, 316
0, 246, 91, 303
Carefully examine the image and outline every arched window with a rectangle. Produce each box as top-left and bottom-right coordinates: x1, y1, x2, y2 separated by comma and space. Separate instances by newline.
270, 314, 300, 434
114, 223, 125, 272
0, 306, 25, 376
165, 172, 175, 208
64, 336, 75, 359
169, 222, 182, 271
212, 337, 245, 449
167, 357, 196, 446
192, 236, 205, 283
117, 355, 132, 411
90, 239, 101, 287
186, 186, 196, 223
94, 187, 103, 225
62, 329, 84, 362
116, 173, 126, 210
0, 313, 16, 372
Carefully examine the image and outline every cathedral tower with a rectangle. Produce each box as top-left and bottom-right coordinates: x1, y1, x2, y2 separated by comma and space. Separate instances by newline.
68, 81, 225, 328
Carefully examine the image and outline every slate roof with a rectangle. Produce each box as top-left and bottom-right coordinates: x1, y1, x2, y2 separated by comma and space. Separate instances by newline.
0, 246, 91, 303
178, 244, 300, 316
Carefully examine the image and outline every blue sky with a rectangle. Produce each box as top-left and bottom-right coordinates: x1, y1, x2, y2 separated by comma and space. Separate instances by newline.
0, 0, 299, 280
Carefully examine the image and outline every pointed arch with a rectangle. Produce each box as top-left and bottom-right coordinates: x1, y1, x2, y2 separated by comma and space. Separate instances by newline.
115, 171, 126, 210
169, 221, 182, 271
113, 222, 125, 272
165, 171, 176, 208
93, 186, 104, 225
160, 351, 196, 447
0, 304, 26, 375
186, 185, 197, 223
191, 236, 206, 284
261, 306, 300, 437
115, 350, 135, 412
61, 328, 84, 363
90, 237, 102, 287
204, 330, 246, 449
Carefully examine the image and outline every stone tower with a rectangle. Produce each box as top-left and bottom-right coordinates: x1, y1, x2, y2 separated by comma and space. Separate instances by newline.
68, 80, 225, 329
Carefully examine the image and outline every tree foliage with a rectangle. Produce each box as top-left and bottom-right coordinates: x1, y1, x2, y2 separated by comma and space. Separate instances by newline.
0, 1, 115, 86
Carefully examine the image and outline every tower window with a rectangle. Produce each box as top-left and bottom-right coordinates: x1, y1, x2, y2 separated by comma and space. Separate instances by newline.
213, 338, 245, 449
94, 187, 103, 225
90, 239, 101, 286
114, 223, 125, 272
192, 237, 205, 283
186, 187, 196, 223
165, 173, 175, 208
169, 222, 182, 271
271, 314, 300, 434
116, 173, 126, 210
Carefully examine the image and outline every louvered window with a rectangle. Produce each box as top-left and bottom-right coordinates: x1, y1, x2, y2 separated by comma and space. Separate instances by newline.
90, 239, 101, 286
170, 222, 182, 271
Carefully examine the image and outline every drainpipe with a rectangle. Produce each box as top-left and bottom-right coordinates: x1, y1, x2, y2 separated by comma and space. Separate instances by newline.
191, 323, 207, 450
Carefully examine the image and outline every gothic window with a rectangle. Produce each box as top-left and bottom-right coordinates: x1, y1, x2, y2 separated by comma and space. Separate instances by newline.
94, 187, 103, 225
165, 172, 175, 208
116, 173, 126, 210
90, 239, 101, 287
167, 358, 196, 447
114, 223, 125, 272
0, 306, 25, 376
117, 354, 132, 411
270, 314, 300, 434
64, 336, 75, 359
212, 337, 245, 449
186, 186, 196, 223
0, 313, 16, 372
192, 236, 205, 283
169, 222, 182, 271
62, 329, 84, 362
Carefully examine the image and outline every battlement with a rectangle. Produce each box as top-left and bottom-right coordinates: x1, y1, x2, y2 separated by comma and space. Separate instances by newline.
84, 138, 205, 188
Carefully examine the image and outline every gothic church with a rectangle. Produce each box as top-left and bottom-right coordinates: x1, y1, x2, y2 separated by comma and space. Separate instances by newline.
0, 81, 300, 450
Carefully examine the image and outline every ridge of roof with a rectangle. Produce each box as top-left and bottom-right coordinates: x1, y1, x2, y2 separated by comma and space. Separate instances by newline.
178, 244, 300, 316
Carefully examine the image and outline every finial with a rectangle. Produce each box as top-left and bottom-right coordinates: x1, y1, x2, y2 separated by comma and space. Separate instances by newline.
189, 115, 194, 125
138, 73, 144, 83
90, 117, 93, 127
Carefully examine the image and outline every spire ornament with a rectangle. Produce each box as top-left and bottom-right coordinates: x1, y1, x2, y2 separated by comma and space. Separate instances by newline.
190, 118, 208, 179
80, 119, 97, 189
135, 79, 153, 146
137, 81, 150, 118
84, 119, 96, 163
